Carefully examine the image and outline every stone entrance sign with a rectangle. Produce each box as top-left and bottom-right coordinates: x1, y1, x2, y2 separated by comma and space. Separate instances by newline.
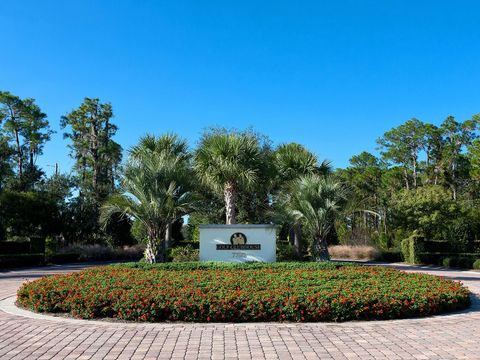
199, 224, 277, 262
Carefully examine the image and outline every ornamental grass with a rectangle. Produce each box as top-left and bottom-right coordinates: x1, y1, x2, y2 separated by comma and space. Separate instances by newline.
17, 263, 470, 322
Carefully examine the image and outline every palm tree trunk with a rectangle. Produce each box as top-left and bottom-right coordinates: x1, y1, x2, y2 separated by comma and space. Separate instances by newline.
224, 181, 237, 224
165, 223, 172, 249
145, 227, 167, 263
288, 227, 295, 246
293, 224, 302, 260
313, 236, 330, 262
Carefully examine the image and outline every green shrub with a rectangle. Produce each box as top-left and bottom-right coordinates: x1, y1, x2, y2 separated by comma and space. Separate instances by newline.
442, 257, 453, 267
419, 252, 480, 267
401, 235, 424, 264
378, 250, 403, 263
377, 232, 391, 250
401, 238, 409, 262
131, 219, 147, 244
168, 245, 199, 262
18, 264, 470, 322
442, 256, 475, 269
276, 242, 297, 261
44, 236, 58, 257
473, 259, 480, 270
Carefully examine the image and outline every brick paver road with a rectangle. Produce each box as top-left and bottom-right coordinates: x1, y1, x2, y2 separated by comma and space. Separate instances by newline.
0, 263, 479, 360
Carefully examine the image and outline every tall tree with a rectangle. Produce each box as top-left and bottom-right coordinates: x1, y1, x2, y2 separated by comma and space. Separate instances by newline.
377, 118, 428, 189
0, 136, 13, 191
336, 152, 385, 243
194, 129, 263, 224
61, 97, 122, 201
468, 138, 480, 183
21, 99, 53, 171
0, 91, 25, 178
424, 124, 445, 185
440, 116, 478, 199
273, 143, 331, 182
0, 91, 53, 190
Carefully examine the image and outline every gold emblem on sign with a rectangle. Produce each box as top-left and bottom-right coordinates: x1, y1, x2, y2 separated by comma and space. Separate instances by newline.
230, 232, 247, 245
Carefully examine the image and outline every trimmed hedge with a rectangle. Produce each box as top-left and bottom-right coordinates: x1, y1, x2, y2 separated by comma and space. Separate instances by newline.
424, 239, 480, 253
377, 250, 403, 263
0, 242, 30, 254
0, 254, 44, 268
419, 252, 480, 268
442, 257, 476, 269
401, 235, 424, 264
47, 253, 80, 264
473, 259, 480, 270
17, 263, 470, 322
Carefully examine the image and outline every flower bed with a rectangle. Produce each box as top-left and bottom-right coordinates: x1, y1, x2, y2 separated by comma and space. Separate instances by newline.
17, 263, 470, 322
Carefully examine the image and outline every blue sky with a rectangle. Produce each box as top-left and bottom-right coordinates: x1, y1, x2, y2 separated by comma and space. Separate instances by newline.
1, 0, 479, 174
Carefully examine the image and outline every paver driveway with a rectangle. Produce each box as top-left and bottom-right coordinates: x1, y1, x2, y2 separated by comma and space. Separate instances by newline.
0, 263, 479, 360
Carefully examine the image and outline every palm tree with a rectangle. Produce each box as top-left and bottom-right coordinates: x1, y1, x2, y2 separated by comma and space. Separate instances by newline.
273, 143, 332, 259
279, 174, 347, 261
274, 143, 331, 183
194, 130, 262, 224
100, 134, 195, 263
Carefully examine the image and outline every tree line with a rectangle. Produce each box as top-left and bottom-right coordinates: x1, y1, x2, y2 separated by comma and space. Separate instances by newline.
1, 89, 479, 262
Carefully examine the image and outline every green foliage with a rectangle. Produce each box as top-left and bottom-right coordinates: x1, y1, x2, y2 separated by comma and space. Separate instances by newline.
0, 190, 60, 238
274, 143, 331, 183
194, 128, 271, 224
61, 97, 121, 201
0, 91, 53, 191
445, 217, 474, 253
277, 174, 348, 261
168, 245, 199, 262
473, 259, 480, 270
276, 242, 297, 261
18, 265, 470, 322
377, 118, 428, 188
390, 186, 459, 239
401, 235, 424, 264
44, 236, 58, 258
442, 256, 476, 269
101, 134, 195, 263
130, 219, 147, 244
377, 232, 391, 250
